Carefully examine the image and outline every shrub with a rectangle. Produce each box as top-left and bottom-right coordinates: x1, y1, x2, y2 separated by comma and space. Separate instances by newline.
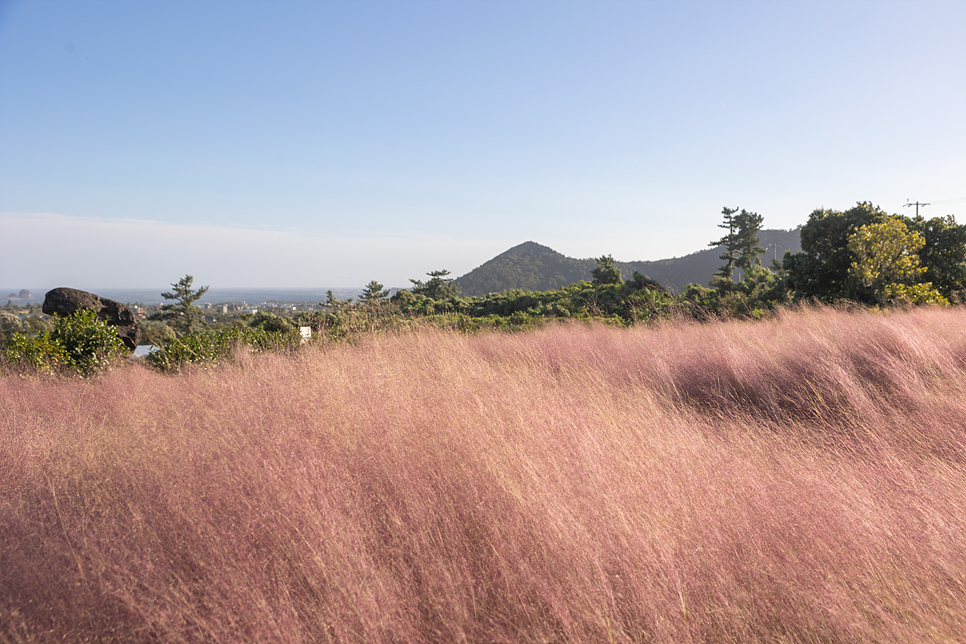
0, 311, 23, 345
1, 331, 67, 373
883, 282, 949, 306
52, 309, 127, 375
248, 311, 296, 334
146, 327, 301, 373
1, 309, 124, 376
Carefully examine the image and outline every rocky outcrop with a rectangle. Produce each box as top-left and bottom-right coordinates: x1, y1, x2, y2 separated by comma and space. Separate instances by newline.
42, 288, 141, 351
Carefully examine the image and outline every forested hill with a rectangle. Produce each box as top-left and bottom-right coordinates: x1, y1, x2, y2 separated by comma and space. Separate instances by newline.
454, 242, 597, 296
455, 229, 802, 296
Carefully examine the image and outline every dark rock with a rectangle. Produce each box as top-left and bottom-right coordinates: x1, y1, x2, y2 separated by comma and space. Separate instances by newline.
42, 287, 141, 351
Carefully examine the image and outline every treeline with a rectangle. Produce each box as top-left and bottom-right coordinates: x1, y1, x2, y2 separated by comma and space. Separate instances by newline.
783, 202, 965, 304
453, 233, 804, 297
260, 200, 966, 345
387, 201, 966, 324
3, 201, 964, 376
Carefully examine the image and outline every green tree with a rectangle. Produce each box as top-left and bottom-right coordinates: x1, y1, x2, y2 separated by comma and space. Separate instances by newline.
733, 209, 766, 273
360, 280, 390, 304
902, 214, 966, 297
709, 207, 765, 289
151, 275, 209, 336
784, 202, 966, 303
410, 270, 461, 300
591, 255, 623, 285
783, 202, 889, 302
631, 271, 668, 293
847, 217, 941, 304
710, 206, 740, 282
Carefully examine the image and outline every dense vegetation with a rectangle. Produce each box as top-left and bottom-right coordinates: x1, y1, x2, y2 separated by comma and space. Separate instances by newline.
1, 309, 124, 376
3, 201, 964, 377
3, 306, 965, 643
454, 230, 803, 297
783, 201, 966, 303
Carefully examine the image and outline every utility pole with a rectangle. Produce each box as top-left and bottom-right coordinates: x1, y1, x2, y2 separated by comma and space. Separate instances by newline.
903, 201, 930, 217
766, 243, 784, 263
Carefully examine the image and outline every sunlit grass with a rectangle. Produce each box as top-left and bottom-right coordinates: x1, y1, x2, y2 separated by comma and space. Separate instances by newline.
2, 305, 964, 643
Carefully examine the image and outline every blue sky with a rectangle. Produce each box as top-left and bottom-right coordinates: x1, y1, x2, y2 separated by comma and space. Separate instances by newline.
2, 0, 965, 289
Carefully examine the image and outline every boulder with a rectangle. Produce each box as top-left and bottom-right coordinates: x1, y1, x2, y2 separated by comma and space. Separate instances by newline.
42, 287, 141, 351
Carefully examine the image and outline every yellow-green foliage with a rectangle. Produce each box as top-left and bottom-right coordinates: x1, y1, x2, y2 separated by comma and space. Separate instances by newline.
1, 309, 124, 376
883, 282, 949, 306
848, 217, 926, 301
847, 217, 945, 304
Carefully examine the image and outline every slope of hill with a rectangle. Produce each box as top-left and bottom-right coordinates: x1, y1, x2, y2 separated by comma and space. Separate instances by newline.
453, 242, 597, 296
455, 229, 802, 296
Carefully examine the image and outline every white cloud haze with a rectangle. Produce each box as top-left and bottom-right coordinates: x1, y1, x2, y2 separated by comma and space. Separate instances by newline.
1, 212, 517, 290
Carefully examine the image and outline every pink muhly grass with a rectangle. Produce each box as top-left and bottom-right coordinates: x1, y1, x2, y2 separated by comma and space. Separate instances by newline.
1, 305, 964, 643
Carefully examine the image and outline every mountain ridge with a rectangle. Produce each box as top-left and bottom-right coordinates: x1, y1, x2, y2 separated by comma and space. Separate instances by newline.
455, 229, 802, 296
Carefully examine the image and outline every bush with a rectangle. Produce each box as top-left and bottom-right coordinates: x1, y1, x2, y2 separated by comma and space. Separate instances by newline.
883, 282, 949, 306
146, 327, 302, 373
248, 311, 296, 334
1, 309, 125, 376
0, 311, 23, 345
139, 319, 177, 346
53, 309, 127, 375
1, 332, 67, 373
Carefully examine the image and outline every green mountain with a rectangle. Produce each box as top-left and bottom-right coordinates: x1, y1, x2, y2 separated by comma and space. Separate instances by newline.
455, 229, 802, 296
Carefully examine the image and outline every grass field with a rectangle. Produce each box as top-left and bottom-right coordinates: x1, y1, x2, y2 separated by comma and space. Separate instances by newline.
2, 305, 965, 643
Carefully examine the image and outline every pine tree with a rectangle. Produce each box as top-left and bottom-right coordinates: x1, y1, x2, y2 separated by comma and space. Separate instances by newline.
710, 207, 740, 283
360, 280, 390, 304
733, 209, 766, 272
410, 270, 461, 300
151, 275, 209, 336
591, 255, 623, 285
709, 207, 765, 288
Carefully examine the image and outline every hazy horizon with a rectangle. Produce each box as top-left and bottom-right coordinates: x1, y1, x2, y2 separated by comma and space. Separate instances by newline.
2, 227, 803, 299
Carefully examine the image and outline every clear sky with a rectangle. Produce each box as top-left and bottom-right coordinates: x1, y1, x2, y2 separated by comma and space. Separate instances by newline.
2, 0, 965, 290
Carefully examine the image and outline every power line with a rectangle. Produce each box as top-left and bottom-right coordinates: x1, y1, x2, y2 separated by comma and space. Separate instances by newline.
927, 195, 966, 206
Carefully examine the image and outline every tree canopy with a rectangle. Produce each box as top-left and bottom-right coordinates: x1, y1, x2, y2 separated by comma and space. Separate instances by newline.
410, 270, 461, 300
904, 214, 966, 295
709, 207, 765, 289
847, 217, 928, 303
151, 275, 209, 336
591, 255, 623, 285
360, 280, 390, 304
784, 202, 966, 303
